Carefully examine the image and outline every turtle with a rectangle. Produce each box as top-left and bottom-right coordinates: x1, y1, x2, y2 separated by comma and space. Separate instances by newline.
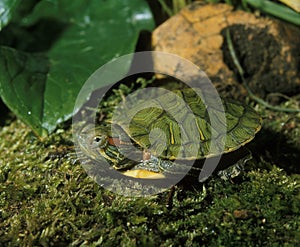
77, 87, 262, 180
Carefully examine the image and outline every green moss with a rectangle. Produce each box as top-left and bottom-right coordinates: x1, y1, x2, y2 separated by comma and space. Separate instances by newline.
1, 79, 299, 246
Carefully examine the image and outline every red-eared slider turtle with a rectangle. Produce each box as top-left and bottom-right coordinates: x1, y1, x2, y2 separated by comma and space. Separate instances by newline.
77, 88, 261, 179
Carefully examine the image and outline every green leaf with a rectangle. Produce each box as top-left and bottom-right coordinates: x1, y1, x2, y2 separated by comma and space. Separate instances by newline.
0, 47, 48, 136
245, 0, 300, 26
0, 0, 154, 137
0, 0, 22, 30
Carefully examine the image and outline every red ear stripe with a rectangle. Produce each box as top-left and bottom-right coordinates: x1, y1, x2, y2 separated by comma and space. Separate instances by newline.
108, 138, 129, 146
108, 137, 120, 146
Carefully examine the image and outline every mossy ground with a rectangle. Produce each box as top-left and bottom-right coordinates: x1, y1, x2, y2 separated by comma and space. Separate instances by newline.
0, 80, 299, 246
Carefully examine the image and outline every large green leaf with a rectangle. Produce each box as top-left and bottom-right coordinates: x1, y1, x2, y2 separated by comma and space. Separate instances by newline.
0, 47, 48, 136
0, 0, 21, 30
0, 0, 154, 137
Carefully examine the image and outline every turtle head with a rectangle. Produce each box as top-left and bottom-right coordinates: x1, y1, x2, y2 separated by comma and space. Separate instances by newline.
77, 124, 141, 169
77, 125, 111, 159
86, 125, 111, 150
78, 124, 129, 165
92, 133, 109, 149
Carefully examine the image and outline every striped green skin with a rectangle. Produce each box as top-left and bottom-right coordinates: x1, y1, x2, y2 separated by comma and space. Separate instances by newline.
114, 88, 262, 160
78, 88, 261, 170
78, 125, 143, 170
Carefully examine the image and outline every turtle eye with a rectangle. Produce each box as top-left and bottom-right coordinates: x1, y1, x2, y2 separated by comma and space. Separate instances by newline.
93, 136, 101, 143
92, 135, 107, 148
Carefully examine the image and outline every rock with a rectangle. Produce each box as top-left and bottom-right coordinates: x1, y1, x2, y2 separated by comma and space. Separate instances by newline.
152, 3, 300, 99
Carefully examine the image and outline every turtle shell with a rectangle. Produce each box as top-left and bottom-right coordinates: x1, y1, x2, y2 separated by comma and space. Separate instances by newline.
112, 88, 262, 160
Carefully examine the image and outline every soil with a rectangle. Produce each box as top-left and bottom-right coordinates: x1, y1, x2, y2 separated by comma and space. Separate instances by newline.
221, 23, 300, 100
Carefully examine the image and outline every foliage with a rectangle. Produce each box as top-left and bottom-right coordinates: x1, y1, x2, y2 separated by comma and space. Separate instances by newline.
0, 1, 299, 246
245, 0, 300, 25
0, 0, 154, 137
0, 0, 21, 29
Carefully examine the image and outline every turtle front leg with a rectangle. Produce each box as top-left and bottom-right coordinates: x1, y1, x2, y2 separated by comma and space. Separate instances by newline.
142, 149, 151, 161
122, 151, 168, 179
